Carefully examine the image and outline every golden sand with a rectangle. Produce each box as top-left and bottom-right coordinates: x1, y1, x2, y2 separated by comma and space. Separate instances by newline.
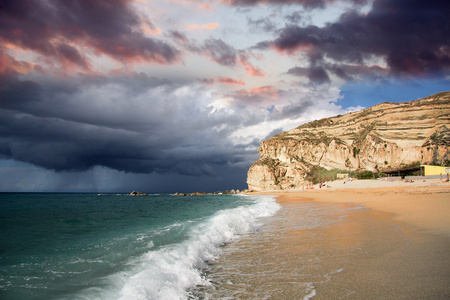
204, 179, 450, 299
275, 181, 450, 236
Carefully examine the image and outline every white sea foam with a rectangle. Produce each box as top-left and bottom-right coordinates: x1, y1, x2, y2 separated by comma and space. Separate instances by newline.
303, 286, 316, 300
112, 195, 280, 300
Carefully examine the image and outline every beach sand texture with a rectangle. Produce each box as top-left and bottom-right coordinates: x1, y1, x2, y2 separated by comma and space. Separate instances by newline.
203, 179, 450, 299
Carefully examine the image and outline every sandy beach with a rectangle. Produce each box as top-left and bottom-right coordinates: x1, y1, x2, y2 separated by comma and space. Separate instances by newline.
274, 178, 450, 236
204, 179, 450, 299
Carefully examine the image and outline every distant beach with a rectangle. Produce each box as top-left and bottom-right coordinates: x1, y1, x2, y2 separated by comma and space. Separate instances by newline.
203, 179, 450, 299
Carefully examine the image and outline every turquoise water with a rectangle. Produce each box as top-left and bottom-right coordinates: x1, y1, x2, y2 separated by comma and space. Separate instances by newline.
0, 193, 279, 299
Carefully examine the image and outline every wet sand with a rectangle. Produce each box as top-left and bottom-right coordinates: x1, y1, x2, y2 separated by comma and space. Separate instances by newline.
203, 179, 450, 299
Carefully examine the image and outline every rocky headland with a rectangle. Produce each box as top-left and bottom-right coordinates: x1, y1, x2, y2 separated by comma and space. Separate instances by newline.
247, 91, 450, 191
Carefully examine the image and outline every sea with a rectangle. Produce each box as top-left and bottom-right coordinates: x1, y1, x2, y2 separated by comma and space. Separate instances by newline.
0, 193, 280, 300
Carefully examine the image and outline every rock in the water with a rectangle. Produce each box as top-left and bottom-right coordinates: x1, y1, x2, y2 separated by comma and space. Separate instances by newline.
130, 191, 147, 195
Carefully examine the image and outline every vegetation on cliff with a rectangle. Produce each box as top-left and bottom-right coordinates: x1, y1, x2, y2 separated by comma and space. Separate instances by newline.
304, 166, 341, 184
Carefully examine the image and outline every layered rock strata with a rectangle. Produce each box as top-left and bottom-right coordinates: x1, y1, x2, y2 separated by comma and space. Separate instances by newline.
247, 92, 450, 191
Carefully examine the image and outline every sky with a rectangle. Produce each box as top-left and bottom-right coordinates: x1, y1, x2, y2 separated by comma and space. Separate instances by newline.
0, 0, 449, 193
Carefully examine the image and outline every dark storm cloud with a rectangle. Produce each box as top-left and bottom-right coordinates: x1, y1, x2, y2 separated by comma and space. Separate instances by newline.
0, 72, 257, 176
287, 66, 330, 84
269, 0, 450, 79
287, 62, 388, 83
0, 0, 180, 68
55, 43, 92, 70
222, 0, 368, 9
327, 64, 387, 81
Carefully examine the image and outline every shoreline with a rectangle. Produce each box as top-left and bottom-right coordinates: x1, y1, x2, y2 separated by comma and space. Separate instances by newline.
205, 179, 450, 298
254, 178, 450, 236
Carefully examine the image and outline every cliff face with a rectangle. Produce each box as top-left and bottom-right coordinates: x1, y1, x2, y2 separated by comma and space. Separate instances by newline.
247, 92, 450, 191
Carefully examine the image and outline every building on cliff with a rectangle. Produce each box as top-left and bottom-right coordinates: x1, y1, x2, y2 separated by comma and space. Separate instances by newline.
247, 91, 450, 191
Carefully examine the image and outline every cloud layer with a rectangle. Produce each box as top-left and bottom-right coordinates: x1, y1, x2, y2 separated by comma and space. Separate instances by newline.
0, 73, 250, 175
0, 0, 448, 191
0, 0, 180, 71
222, 0, 369, 9
266, 0, 450, 82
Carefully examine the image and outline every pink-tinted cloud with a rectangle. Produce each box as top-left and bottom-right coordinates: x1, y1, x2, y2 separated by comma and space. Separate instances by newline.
0, 0, 180, 71
239, 86, 279, 99
142, 25, 163, 36
239, 54, 265, 77
187, 23, 219, 30
0, 48, 41, 75
217, 76, 246, 85
243, 62, 265, 77
199, 3, 215, 10
250, 86, 278, 98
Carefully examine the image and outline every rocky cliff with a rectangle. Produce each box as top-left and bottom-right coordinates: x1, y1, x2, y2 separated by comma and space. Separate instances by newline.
247, 91, 450, 191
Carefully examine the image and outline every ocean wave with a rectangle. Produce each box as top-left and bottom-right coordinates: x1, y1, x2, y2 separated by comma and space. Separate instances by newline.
106, 195, 280, 300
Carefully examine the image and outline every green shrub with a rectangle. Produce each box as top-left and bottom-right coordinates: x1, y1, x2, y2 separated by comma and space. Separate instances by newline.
306, 166, 341, 184
374, 172, 384, 179
353, 147, 360, 158
349, 170, 376, 179
359, 170, 374, 179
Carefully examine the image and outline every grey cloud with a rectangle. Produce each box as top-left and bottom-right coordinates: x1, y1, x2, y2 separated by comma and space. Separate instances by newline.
228, 86, 317, 121
223, 0, 369, 9
287, 66, 330, 84
272, 99, 315, 119
0, 161, 250, 193
271, 0, 450, 78
202, 38, 238, 66
0, 72, 258, 177
263, 128, 284, 140
0, 0, 180, 68
167, 30, 189, 44
247, 16, 277, 33
285, 11, 303, 24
